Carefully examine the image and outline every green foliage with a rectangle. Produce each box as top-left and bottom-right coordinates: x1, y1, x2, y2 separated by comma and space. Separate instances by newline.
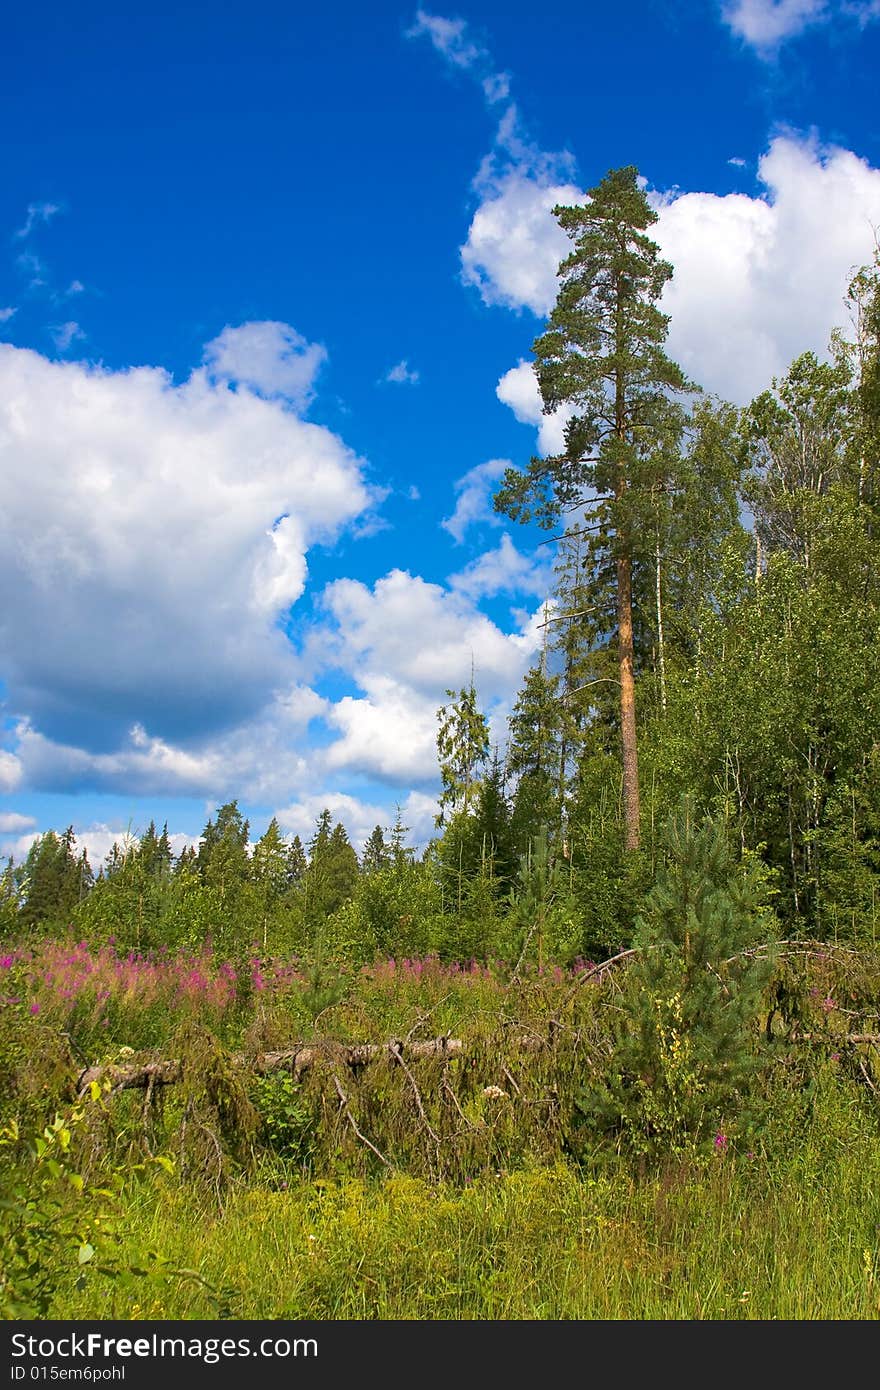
745, 350, 854, 568
575, 803, 777, 1161
327, 852, 441, 964
166, 1022, 260, 1191
495, 164, 688, 530
298, 933, 349, 1020
436, 681, 491, 825
0, 1086, 177, 1319
250, 1071, 317, 1166
507, 828, 580, 968
17, 828, 92, 933
0, 858, 19, 936
298, 812, 360, 935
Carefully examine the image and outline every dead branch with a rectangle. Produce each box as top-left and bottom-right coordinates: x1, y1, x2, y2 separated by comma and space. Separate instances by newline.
390, 1041, 441, 1148
441, 1077, 478, 1130
561, 948, 639, 1007
857, 1057, 879, 1096
332, 1075, 390, 1168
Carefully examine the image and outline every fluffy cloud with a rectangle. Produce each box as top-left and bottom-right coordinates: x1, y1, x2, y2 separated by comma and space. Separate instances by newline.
461, 169, 582, 315
656, 136, 880, 402
441, 458, 508, 542
0, 811, 35, 833
323, 568, 538, 696
412, 10, 583, 324
495, 360, 569, 456
6, 681, 328, 804
324, 675, 440, 782
0, 334, 375, 758
0, 750, 22, 793
203, 321, 328, 408
310, 567, 542, 789
469, 133, 880, 415
721, 0, 880, 51
449, 533, 551, 601
317, 568, 542, 782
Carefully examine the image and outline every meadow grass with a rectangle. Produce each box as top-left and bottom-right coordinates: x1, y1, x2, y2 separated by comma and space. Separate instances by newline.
6, 938, 880, 1321
53, 1107, 880, 1321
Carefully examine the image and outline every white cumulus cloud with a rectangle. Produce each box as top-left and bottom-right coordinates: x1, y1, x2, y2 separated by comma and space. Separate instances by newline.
449, 533, 551, 601
721, 0, 880, 51
441, 458, 508, 542
469, 133, 880, 420
0, 750, 23, 793
461, 169, 582, 315
495, 360, 570, 456
0, 336, 375, 762
656, 135, 880, 402
203, 321, 328, 408
317, 568, 542, 783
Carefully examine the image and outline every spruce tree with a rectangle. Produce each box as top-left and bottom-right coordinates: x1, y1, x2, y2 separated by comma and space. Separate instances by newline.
302, 812, 358, 925
286, 834, 307, 887
361, 825, 390, 874
198, 801, 250, 899
435, 680, 491, 826
507, 660, 563, 853
18, 828, 88, 930
252, 817, 289, 899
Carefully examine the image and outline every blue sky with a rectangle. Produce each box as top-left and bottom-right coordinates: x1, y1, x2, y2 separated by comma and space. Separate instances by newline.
2, 0, 880, 866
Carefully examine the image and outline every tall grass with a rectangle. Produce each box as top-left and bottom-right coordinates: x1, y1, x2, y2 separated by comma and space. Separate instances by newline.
5, 937, 880, 1320
52, 1135, 880, 1320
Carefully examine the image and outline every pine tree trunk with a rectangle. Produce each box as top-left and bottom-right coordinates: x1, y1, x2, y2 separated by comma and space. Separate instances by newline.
617, 547, 640, 850
615, 309, 640, 853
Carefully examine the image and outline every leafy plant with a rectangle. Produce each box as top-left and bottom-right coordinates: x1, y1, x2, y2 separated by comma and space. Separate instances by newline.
251, 1071, 317, 1165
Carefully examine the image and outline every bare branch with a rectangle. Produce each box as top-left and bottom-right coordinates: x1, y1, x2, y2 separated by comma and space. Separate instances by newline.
333, 1074, 391, 1167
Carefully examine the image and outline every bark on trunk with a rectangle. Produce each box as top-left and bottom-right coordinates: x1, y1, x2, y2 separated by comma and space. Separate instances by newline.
617, 546, 640, 850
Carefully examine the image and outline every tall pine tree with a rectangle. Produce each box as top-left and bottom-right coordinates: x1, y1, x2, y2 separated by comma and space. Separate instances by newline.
495, 166, 689, 850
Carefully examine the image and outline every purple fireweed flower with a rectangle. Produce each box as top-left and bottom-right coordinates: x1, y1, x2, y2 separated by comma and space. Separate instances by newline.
29, 1001, 40, 1015
713, 1132, 728, 1152
822, 996, 836, 1013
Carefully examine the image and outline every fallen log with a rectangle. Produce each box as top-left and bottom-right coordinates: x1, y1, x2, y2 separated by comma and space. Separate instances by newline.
76, 1036, 465, 1097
